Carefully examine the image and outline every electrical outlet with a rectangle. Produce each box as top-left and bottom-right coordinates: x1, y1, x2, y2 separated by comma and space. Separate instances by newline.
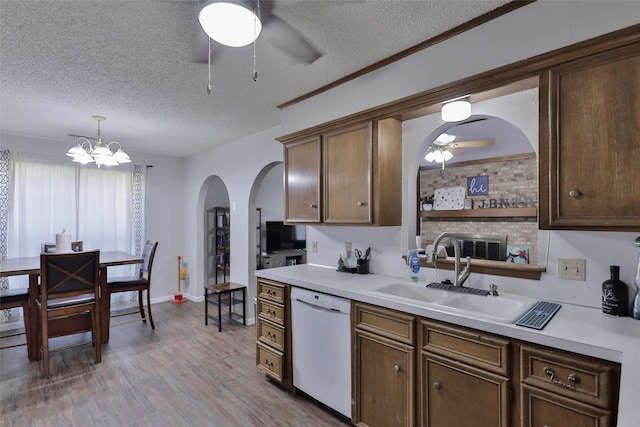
345, 242, 352, 253
311, 241, 318, 253
558, 258, 586, 281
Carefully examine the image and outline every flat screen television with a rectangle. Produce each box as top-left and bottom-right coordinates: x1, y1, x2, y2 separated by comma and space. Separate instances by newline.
266, 221, 306, 253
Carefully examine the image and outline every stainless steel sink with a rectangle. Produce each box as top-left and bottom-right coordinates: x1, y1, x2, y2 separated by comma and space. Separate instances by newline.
363, 282, 536, 323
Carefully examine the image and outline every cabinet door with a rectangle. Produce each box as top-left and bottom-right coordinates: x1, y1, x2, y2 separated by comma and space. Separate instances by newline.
354, 329, 414, 427
539, 43, 640, 230
324, 122, 373, 224
521, 384, 610, 427
284, 136, 321, 223
422, 352, 510, 427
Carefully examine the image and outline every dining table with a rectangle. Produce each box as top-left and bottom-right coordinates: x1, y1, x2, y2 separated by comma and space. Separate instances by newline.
0, 250, 143, 360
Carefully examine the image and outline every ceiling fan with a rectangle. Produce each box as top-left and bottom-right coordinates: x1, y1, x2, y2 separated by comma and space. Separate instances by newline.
426, 133, 495, 164
192, 0, 323, 65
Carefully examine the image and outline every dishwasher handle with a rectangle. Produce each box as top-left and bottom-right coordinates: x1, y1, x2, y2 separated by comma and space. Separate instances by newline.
295, 298, 344, 313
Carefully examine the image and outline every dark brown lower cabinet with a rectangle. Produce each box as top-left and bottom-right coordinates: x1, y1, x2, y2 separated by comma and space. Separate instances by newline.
521, 384, 610, 427
422, 352, 510, 427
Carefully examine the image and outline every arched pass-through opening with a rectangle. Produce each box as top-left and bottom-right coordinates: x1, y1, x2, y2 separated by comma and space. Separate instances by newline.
247, 161, 284, 323
406, 88, 547, 280
197, 175, 230, 297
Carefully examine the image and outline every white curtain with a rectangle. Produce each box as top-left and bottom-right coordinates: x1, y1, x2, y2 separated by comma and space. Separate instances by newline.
5, 151, 138, 297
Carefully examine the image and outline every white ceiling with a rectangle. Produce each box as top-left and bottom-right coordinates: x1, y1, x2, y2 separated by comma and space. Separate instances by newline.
0, 0, 511, 159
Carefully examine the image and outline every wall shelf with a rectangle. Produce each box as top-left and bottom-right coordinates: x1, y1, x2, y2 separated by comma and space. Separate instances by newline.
420, 207, 537, 219
422, 257, 545, 280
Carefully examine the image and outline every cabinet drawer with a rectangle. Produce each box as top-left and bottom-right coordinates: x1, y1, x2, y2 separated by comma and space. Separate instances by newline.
353, 302, 415, 345
256, 342, 285, 382
257, 299, 285, 326
520, 345, 615, 409
420, 320, 510, 375
258, 280, 286, 304
257, 318, 285, 352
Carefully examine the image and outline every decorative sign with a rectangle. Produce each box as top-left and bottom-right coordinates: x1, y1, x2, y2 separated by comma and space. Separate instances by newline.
477, 197, 536, 209
433, 187, 466, 210
467, 176, 488, 196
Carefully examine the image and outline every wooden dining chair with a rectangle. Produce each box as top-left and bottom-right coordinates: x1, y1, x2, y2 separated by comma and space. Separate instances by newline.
0, 287, 31, 352
108, 241, 158, 329
37, 250, 101, 377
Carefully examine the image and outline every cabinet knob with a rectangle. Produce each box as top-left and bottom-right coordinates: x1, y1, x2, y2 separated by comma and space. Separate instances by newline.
568, 189, 580, 198
393, 364, 401, 372
433, 382, 441, 390
357, 201, 366, 206
310, 203, 317, 208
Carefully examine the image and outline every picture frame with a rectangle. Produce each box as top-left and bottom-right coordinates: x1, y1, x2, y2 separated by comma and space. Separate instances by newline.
467, 175, 488, 196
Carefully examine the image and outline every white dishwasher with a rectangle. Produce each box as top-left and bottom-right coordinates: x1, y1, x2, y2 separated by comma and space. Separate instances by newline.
290, 287, 351, 418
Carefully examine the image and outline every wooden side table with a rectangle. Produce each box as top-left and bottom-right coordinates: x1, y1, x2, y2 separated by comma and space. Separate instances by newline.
204, 282, 246, 332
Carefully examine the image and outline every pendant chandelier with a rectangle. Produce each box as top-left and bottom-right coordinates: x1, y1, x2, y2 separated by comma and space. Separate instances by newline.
66, 116, 131, 167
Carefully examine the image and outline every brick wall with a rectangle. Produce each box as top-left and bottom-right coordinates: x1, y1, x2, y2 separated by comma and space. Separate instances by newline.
419, 156, 538, 265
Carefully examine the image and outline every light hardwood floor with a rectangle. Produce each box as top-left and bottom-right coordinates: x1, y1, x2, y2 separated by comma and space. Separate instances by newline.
0, 301, 350, 426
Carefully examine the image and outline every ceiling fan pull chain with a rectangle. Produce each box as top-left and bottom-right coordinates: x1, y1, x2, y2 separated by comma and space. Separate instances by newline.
252, 0, 260, 82
207, 36, 213, 95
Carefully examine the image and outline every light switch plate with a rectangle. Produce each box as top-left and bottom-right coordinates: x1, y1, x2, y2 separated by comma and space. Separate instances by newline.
345, 242, 352, 253
558, 258, 586, 281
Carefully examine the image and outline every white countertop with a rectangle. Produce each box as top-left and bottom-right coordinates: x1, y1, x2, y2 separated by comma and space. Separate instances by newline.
256, 263, 640, 426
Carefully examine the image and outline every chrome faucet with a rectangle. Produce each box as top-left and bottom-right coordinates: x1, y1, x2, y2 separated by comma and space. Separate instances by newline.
431, 232, 471, 287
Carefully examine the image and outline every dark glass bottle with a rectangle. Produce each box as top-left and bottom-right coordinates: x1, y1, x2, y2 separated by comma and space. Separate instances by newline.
602, 265, 629, 316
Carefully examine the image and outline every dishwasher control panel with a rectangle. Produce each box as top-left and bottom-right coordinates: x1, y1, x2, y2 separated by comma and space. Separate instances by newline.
291, 287, 351, 313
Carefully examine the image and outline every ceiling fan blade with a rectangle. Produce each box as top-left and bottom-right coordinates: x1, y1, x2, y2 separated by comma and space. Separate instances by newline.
450, 139, 495, 148
191, 28, 225, 65
262, 14, 323, 64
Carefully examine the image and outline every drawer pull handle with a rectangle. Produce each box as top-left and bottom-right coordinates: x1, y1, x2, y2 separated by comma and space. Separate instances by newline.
264, 359, 274, 369
543, 366, 580, 389
433, 382, 441, 390
393, 364, 401, 373
266, 331, 276, 340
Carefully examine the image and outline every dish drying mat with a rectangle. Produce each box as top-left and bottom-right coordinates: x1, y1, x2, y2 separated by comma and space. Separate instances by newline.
515, 301, 561, 330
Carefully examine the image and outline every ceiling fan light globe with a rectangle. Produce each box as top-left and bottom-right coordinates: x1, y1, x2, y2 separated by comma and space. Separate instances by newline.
441, 100, 471, 122
199, 1, 262, 48
433, 150, 444, 163
425, 151, 436, 162
442, 149, 453, 161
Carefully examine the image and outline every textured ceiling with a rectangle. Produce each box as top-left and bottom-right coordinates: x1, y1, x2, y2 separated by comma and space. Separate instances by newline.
0, 0, 510, 158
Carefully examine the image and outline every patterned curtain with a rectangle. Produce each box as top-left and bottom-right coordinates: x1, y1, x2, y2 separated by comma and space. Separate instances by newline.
1, 150, 11, 322
129, 164, 146, 303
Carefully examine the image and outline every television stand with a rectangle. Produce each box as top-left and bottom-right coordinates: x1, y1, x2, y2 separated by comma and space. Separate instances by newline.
262, 250, 306, 269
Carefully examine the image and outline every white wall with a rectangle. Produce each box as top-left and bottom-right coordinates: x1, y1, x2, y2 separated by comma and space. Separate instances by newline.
184, 126, 283, 307
1, 132, 187, 304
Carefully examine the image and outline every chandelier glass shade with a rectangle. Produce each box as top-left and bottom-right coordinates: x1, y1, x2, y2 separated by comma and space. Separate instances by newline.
66, 116, 131, 167
198, 1, 262, 47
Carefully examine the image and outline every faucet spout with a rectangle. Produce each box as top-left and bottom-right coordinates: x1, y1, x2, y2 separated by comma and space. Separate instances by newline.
431, 232, 471, 287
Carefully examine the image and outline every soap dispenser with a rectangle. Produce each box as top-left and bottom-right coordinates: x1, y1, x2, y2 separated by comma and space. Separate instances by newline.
602, 265, 629, 316
408, 249, 420, 282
